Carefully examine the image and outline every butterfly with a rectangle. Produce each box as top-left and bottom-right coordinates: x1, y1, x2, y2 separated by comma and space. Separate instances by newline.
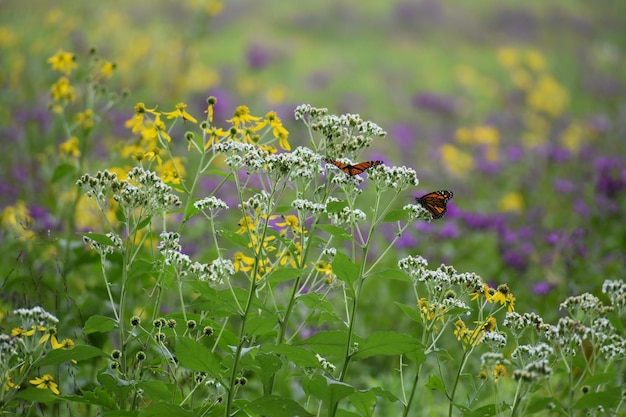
325, 159, 383, 177
415, 190, 454, 219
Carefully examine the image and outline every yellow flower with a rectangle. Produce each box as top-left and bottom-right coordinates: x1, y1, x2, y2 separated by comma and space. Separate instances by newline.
53, 338, 75, 350
496, 47, 519, 69
75, 109, 95, 130
233, 251, 254, 273
47, 49, 77, 75
454, 319, 468, 342
276, 215, 304, 235
50, 77, 75, 103
315, 261, 334, 283
257, 111, 290, 150
98, 60, 116, 80
163, 102, 198, 124
1, 201, 32, 234
141, 114, 171, 142
493, 364, 507, 382
226, 105, 261, 128
59, 136, 81, 157
498, 192, 524, 213
125, 103, 160, 133
204, 127, 229, 150
29, 374, 60, 395
440, 144, 474, 177
5, 377, 20, 391
561, 123, 584, 152
156, 158, 184, 184
525, 49, 545, 72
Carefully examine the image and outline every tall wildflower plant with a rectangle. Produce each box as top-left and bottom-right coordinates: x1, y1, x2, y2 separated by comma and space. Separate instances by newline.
2, 50, 625, 417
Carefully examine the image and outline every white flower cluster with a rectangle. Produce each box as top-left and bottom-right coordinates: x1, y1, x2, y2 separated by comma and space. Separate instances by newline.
482, 331, 508, 349
315, 353, 336, 372
602, 279, 626, 309
239, 190, 271, 214
83, 232, 123, 256
559, 292, 603, 314
194, 196, 229, 213
368, 164, 419, 192
292, 198, 326, 215
194, 258, 235, 284
511, 343, 554, 361
398, 255, 429, 279
309, 112, 387, 153
294, 104, 329, 122
402, 203, 432, 222
76, 169, 119, 202
503, 311, 548, 333
513, 359, 553, 382
327, 206, 366, 226
0, 334, 19, 363
13, 306, 59, 327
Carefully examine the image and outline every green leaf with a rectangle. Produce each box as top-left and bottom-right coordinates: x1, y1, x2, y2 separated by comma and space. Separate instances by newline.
525, 396, 562, 414
395, 302, 422, 323
175, 337, 222, 377
266, 268, 302, 285
465, 403, 498, 417
52, 163, 76, 183
382, 209, 409, 223
368, 268, 411, 283
183, 199, 201, 221
583, 371, 617, 387
102, 411, 138, 417
137, 381, 178, 404
221, 230, 249, 249
332, 252, 360, 287
298, 330, 354, 359
572, 387, 622, 409
15, 387, 58, 403
245, 395, 314, 417
61, 387, 118, 410
325, 200, 348, 213
317, 224, 353, 241
246, 315, 278, 338
262, 344, 320, 368
83, 315, 117, 334
138, 402, 196, 417
303, 375, 355, 411
298, 292, 341, 323
82, 232, 115, 246
352, 331, 421, 360
349, 390, 377, 417
370, 386, 400, 403
35, 345, 106, 367
256, 352, 283, 390
425, 374, 446, 395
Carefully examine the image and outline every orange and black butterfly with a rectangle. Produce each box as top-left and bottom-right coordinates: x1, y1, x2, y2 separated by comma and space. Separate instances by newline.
415, 190, 454, 219
325, 158, 383, 177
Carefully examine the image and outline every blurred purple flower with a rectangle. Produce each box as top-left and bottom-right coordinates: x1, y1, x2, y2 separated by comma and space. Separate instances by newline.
587, 114, 611, 135
553, 178, 574, 193
574, 199, 590, 218
246, 43, 271, 71
461, 212, 497, 230
476, 157, 500, 175
438, 222, 459, 239
28, 205, 56, 230
506, 145, 524, 162
532, 282, 554, 295
545, 232, 561, 246
501, 249, 528, 272
411, 92, 457, 116
595, 157, 626, 198
389, 123, 415, 154
537, 145, 570, 162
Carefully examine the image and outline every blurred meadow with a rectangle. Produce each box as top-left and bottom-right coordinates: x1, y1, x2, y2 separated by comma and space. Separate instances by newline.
1, 0, 626, 416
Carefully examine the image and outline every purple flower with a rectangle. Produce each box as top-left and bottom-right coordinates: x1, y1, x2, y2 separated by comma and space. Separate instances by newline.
411, 92, 457, 116
438, 223, 459, 239
389, 123, 415, 154
553, 178, 574, 193
532, 282, 554, 295
506, 145, 524, 162
246, 43, 271, 71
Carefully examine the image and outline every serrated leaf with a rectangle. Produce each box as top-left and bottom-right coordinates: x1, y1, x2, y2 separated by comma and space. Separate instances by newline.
83, 315, 117, 335
15, 387, 57, 403
332, 253, 359, 287
464, 403, 498, 417
425, 374, 446, 394
137, 402, 195, 417
61, 387, 118, 410
245, 395, 314, 417
368, 269, 411, 283
82, 232, 115, 246
352, 331, 421, 360
382, 209, 409, 223
298, 292, 341, 323
35, 345, 106, 367
175, 337, 222, 377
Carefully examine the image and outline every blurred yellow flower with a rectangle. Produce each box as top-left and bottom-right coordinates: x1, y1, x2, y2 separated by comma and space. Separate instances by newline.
441, 144, 474, 177
498, 192, 524, 213
496, 47, 519, 69
125, 102, 159, 134
527, 75, 569, 117
1, 200, 32, 234
157, 157, 184, 184
50, 77, 75, 103
47, 49, 77, 76
59, 136, 80, 158
75, 109, 95, 130
561, 123, 584, 152
227, 105, 261, 128
526, 49, 546, 72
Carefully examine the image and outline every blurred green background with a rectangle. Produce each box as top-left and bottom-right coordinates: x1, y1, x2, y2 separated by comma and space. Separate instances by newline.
1, 0, 626, 322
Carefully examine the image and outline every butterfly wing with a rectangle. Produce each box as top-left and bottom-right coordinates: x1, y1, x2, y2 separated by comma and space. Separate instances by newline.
416, 190, 453, 219
325, 159, 382, 176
